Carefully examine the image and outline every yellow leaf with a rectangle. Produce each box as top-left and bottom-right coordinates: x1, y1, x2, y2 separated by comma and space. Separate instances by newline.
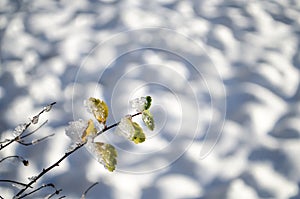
88, 97, 109, 124
93, 142, 118, 172
132, 122, 146, 144
81, 119, 97, 142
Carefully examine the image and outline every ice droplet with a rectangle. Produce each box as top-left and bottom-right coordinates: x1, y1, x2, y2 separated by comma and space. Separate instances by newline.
31, 115, 39, 124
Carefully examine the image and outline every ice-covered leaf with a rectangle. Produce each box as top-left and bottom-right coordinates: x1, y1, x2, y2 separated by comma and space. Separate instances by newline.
131, 122, 146, 144
65, 119, 88, 144
116, 116, 146, 144
85, 97, 109, 124
142, 110, 155, 131
81, 119, 97, 142
115, 116, 135, 139
130, 96, 152, 112
86, 142, 117, 172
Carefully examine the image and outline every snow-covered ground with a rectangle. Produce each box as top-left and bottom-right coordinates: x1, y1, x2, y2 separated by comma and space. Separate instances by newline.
1, 0, 300, 198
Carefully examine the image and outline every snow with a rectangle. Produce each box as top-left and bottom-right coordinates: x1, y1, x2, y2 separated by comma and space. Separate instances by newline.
1, 0, 300, 199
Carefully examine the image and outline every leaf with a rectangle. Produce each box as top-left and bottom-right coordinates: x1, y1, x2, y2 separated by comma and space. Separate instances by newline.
144, 96, 152, 110
142, 110, 155, 131
131, 122, 146, 144
115, 116, 135, 139
92, 142, 118, 172
81, 119, 97, 142
87, 97, 109, 124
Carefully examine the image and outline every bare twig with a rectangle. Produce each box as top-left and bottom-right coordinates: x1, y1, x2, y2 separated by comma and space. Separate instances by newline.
81, 182, 99, 199
18, 183, 59, 199
17, 133, 55, 146
0, 180, 33, 188
0, 155, 29, 166
44, 188, 63, 199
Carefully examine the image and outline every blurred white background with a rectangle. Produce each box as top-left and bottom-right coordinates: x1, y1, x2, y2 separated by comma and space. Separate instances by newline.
1, 0, 300, 198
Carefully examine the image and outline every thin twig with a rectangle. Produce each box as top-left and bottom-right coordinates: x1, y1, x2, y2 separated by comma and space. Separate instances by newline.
44, 189, 62, 199
18, 183, 58, 199
17, 133, 55, 146
0, 180, 33, 188
20, 120, 48, 139
0, 155, 29, 166
0, 102, 56, 150
81, 182, 99, 199
15, 112, 142, 198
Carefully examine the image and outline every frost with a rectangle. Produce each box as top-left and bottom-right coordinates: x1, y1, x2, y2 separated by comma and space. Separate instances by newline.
115, 116, 135, 139
65, 119, 88, 144
115, 116, 146, 144
43, 104, 53, 112
130, 96, 152, 112
85, 97, 109, 124
142, 110, 155, 131
13, 123, 29, 137
86, 141, 117, 172
12, 183, 26, 189
130, 97, 147, 112
28, 176, 37, 181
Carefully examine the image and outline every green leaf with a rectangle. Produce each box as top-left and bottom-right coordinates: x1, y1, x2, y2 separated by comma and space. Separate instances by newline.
93, 142, 118, 172
88, 97, 109, 124
142, 110, 155, 131
131, 122, 146, 144
144, 96, 152, 110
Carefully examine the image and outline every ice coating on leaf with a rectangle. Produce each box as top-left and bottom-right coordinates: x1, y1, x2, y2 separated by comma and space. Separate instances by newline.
115, 116, 135, 139
81, 119, 97, 142
130, 97, 147, 112
130, 96, 152, 112
132, 122, 146, 144
85, 97, 109, 124
142, 110, 155, 131
65, 119, 88, 144
86, 141, 117, 172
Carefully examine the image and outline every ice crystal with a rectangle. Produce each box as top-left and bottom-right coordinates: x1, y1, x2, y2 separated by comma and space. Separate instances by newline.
13, 123, 29, 137
65, 119, 88, 144
86, 140, 117, 172
115, 116, 135, 139
85, 97, 109, 124
130, 97, 147, 112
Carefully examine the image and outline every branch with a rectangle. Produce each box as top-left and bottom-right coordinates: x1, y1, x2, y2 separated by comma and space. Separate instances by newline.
0, 155, 29, 166
0, 180, 33, 188
0, 102, 56, 151
18, 183, 59, 199
15, 112, 142, 198
81, 182, 99, 199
